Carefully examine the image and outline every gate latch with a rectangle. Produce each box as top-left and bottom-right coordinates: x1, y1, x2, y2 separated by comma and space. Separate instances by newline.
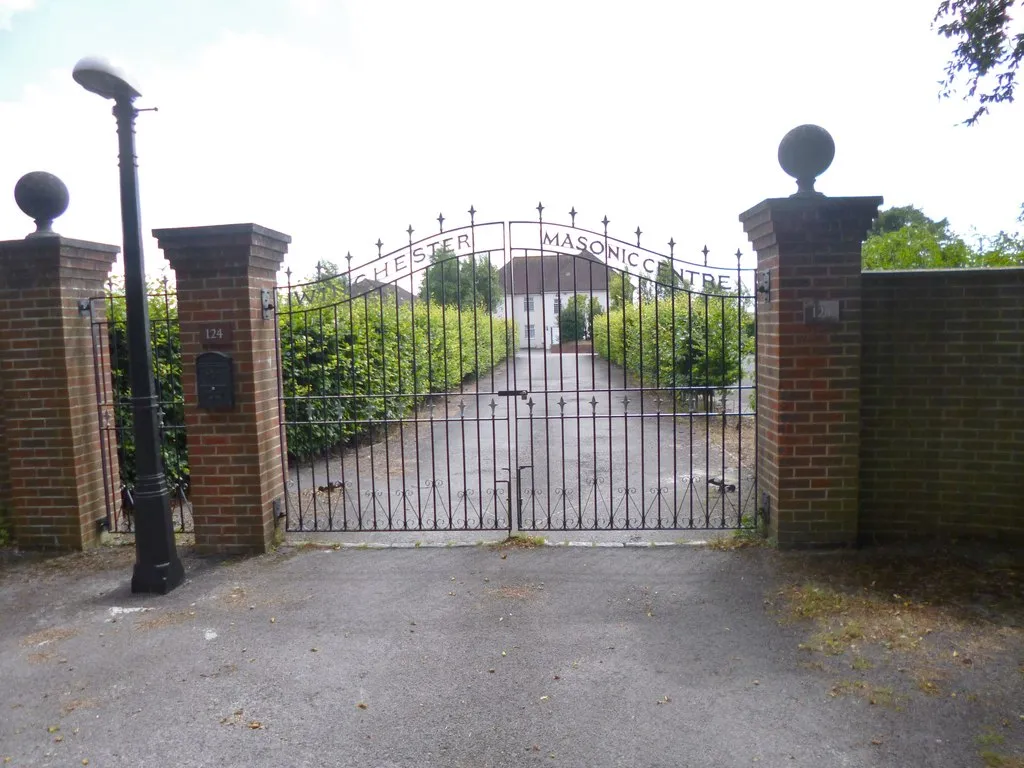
497, 390, 528, 400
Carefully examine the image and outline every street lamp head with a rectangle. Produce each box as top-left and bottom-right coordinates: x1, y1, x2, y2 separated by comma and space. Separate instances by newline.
72, 56, 142, 101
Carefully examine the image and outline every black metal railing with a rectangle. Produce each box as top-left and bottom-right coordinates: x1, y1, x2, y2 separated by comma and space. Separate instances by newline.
87, 277, 192, 534
273, 210, 759, 534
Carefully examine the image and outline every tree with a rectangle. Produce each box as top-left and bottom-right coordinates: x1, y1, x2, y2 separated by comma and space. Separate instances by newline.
862, 225, 974, 269
459, 254, 504, 313
559, 294, 603, 342
419, 247, 462, 306
608, 272, 635, 309
862, 205, 1024, 269
935, 0, 1024, 124
868, 206, 952, 242
419, 247, 503, 312
654, 259, 689, 298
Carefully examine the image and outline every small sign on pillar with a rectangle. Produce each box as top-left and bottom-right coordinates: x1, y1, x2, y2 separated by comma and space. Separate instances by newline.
804, 298, 840, 324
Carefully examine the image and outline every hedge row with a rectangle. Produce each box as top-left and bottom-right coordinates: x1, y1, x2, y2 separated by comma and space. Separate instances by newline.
592, 292, 754, 402
280, 293, 516, 460
106, 278, 516, 494
105, 286, 188, 494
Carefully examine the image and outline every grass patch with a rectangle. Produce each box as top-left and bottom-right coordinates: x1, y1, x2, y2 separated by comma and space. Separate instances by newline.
828, 679, 902, 709
977, 730, 1007, 748
491, 535, 546, 550
980, 753, 1024, 768
850, 655, 873, 671
705, 516, 769, 551
776, 546, 1024, 663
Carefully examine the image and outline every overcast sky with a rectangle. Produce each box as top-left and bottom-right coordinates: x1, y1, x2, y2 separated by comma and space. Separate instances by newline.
1, 0, 1022, 282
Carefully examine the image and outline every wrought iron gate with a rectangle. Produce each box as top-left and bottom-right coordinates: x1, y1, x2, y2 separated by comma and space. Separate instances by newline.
276, 207, 758, 534
85, 279, 194, 534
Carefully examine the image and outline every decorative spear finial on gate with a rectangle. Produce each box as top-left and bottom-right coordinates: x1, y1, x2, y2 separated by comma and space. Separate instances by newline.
468, 205, 476, 225
601, 216, 609, 233
778, 124, 835, 198
376, 239, 383, 257
635, 227, 642, 247
536, 202, 544, 218
437, 212, 444, 232
569, 207, 577, 226
668, 238, 676, 257
701, 245, 710, 266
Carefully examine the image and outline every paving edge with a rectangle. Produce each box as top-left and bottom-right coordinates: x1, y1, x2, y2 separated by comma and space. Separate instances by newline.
283, 539, 712, 551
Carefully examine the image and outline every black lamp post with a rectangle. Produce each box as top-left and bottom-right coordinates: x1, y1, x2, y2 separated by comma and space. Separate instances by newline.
73, 56, 184, 594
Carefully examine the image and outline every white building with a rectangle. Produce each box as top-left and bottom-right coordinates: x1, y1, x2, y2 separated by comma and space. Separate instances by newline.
496, 252, 610, 349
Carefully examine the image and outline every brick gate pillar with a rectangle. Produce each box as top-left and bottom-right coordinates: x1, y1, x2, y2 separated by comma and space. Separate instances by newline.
0, 173, 120, 549
154, 224, 290, 554
739, 126, 881, 548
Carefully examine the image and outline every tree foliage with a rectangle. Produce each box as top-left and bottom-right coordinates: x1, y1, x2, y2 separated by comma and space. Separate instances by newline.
418, 247, 503, 313
608, 272, 635, 309
105, 276, 188, 497
558, 294, 604, 342
654, 259, 690, 298
279, 268, 514, 460
593, 289, 754, 406
863, 205, 1024, 269
935, 0, 1024, 124
868, 206, 953, 242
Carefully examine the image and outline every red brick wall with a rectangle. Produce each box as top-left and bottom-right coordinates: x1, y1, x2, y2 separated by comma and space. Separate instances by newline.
860, 268, 1024, 542
742, 197, 880, 548
0, 238, 119, 549
156, 224, 289, 554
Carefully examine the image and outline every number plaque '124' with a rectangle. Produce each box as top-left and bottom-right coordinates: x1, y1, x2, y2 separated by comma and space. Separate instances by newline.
201, 323, 234, 347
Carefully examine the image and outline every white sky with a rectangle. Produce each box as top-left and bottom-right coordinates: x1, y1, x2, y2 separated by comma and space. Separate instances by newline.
1, 0, 1022, 282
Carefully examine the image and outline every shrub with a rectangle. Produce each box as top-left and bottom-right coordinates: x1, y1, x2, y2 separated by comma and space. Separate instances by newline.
278, 284, 515, 461
593, 288, 753, 407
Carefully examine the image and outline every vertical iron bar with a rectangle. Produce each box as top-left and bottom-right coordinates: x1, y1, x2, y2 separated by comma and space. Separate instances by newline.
378, 284, 394, 529
537, 205, 550, 530
687, 288, 695, 529
703, 291, 711, 528
720, 293, 727, 528
274, 276, 291, 532
440, 252, 454, 530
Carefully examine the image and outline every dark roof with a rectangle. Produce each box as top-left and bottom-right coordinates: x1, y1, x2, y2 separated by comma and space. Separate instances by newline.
349, 278, 415, 303
499, 252, 609, 295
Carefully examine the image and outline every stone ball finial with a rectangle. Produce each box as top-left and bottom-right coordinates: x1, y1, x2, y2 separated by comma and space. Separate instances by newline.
14, 171, 70, 238
777, 125, 835, 198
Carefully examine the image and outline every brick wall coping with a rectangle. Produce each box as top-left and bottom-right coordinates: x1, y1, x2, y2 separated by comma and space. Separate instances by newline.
863, 267, 1024, 279
0, 237, 120, 255
739, 195, 885, 222
153, 224, 291, 251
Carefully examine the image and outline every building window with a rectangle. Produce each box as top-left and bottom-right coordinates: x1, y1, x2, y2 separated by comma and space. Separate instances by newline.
526, 325, 536, 340
524, 296, 534, 312
553, 296, 562, 314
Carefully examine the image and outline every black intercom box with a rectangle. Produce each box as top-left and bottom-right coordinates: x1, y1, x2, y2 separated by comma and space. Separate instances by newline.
196, 351, 235, 410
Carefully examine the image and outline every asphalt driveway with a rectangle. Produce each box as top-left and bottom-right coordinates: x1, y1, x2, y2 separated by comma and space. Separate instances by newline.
3, 543, 1019, 767
287, 350, 755, 533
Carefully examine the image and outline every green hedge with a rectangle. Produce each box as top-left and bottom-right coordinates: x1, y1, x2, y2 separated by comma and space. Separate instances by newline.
279, 290, 516, 461
106, 274, 516, 490
106, 282, 188, 495
593, 291, 754, 402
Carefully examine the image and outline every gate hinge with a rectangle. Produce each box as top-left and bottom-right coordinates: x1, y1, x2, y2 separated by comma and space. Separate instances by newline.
497, 389, 528, 400
261, 288, 274, 320
755, 270, 771, 302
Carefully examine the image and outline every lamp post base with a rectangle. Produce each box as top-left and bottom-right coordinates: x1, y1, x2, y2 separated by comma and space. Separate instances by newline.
131, 557, 185, 595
